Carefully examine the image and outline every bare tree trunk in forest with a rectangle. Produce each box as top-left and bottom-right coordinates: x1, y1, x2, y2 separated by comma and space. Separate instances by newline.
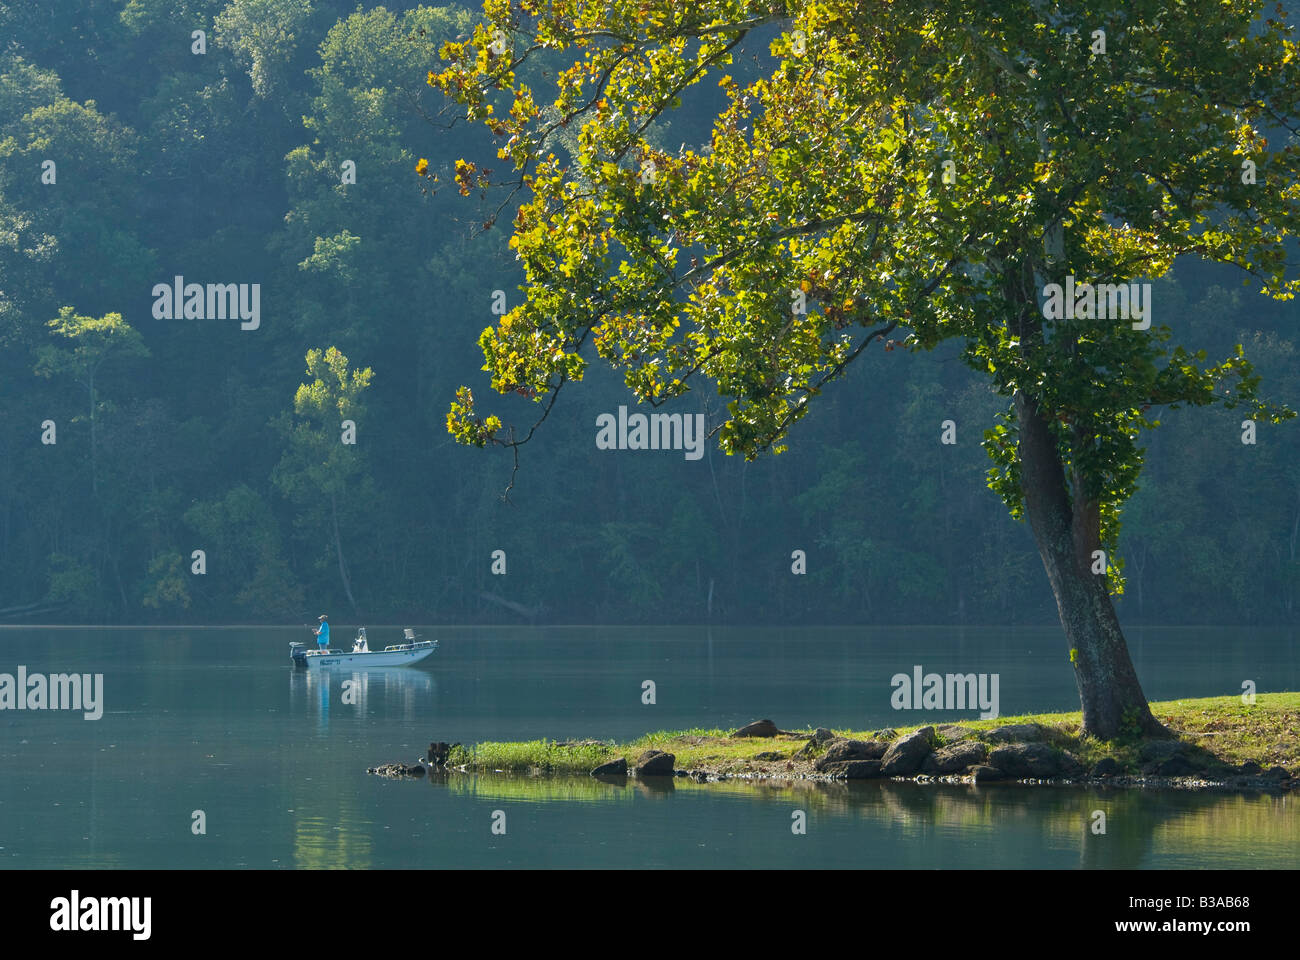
1286, 487, 1300, 617
1132, 542, 1147, 618
88, 371, 98, 499
330, 492, 360, 615
111, 544, 128, 617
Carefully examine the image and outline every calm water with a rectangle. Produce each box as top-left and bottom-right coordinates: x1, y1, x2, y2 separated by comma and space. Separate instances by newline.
0, 625, 1296, 869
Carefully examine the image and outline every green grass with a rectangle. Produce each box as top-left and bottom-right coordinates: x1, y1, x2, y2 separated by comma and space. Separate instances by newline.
447, 739, 615, 774
442, 694, 1300, 778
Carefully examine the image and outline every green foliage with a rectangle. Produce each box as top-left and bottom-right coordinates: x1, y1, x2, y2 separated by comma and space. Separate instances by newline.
1, 2, 1298, 630
0, 55, 63, 127
141, 551, 192, 611
437, 0, 1300, 598
272, 347, 373, 509
0, 63, 153, 306
184, 484, 302, 615
1118, 706, 1145, 743
214, 0, 314, 98
35, 307, 149, 386
43, 553, 101, 617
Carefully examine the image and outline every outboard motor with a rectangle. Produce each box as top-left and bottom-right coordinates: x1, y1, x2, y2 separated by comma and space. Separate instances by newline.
289, 641, 308, 663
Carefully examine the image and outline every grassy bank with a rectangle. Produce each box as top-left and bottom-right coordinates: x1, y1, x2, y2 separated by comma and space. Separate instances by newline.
443, 693, 1300, 779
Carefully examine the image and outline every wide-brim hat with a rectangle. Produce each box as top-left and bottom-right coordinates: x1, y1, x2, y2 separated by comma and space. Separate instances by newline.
318, 614, 328, 620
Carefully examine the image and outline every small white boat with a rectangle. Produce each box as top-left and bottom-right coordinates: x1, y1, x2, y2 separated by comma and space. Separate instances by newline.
290, 628, 437, 668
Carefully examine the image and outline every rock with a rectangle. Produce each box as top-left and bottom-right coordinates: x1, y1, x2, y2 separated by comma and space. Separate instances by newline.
1264, 765, 1290, 780
427, 741, 452, 765
821, 760, 883, 780
753, 751, 785, 761
922, 740, 988, 774
798, 730, 845, 757
988, 742, 1060, 779
591, 757, 628, 777
732, 719, 780, 738
1090, 757, 1120, 778
937, 725, 977, 741
985, 723, 1048, 743
1238, 760, 1263, 776
634, 750, 676, 776
370, 762, 424, 778
813, 738, 888, 771
1057, 751, 1086, 777
871, 728, 899, 741
880, 727, 935, 776
1138, 740, 1203, 776
971, 764, 1005, 782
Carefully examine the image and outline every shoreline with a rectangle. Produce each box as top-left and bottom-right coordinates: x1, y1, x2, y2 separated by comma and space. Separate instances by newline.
371, 693, 1300, 793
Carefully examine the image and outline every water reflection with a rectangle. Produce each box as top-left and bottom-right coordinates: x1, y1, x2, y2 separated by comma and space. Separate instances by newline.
440, 772, 635, 805
293, 796, 373, 870
422, 773, 1299, 868
288, 667, 436, 730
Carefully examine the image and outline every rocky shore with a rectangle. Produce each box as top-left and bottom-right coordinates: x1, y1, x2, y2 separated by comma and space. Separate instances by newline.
599, 721, 1296, 792
369, 710, 1299, 793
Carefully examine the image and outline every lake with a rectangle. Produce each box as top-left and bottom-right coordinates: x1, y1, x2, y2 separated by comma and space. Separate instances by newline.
0, 625, 1296, 868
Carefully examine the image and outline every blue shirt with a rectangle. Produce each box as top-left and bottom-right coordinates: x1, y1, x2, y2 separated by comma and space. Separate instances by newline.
317, 622, 330, 645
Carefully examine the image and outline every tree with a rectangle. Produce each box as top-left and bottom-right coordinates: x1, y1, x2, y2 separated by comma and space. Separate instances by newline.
185, 484, 302, 617
272, 346, 374, 615
0, 56, 154, 315
34, 307, 149, 498
435, 0, 1300, 738
214, 0, 314, 99
141, 551, 192, 612
279, 3, 483, 355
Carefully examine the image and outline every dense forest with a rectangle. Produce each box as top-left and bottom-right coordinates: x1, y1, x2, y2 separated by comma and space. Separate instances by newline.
0, 0, 1296, 627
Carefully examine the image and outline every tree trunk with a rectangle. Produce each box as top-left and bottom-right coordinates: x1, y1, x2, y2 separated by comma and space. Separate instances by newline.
1014, 391, 1167, 740
330, 492, 360, 615
88, 371, 98, 499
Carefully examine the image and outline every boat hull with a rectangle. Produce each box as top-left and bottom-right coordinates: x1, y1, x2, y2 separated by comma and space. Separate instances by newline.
306, 645, 436, 668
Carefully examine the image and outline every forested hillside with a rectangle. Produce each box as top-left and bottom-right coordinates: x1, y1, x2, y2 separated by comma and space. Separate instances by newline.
0, 0, 1295, 626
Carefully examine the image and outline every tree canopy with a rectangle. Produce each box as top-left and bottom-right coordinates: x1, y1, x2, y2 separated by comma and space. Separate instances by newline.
439, 0, 1299, 587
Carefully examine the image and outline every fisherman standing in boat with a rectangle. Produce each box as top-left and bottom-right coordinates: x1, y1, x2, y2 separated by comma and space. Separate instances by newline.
314, 614, 330, 652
